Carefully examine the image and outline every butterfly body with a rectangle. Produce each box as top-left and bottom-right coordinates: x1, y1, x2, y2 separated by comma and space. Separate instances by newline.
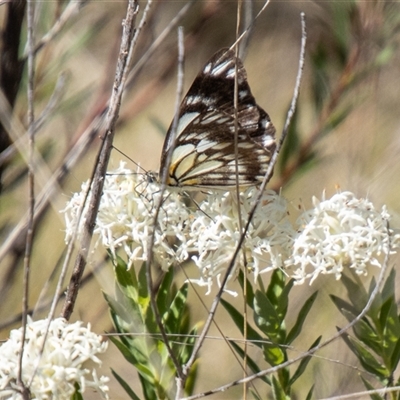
160, 48, 276, 189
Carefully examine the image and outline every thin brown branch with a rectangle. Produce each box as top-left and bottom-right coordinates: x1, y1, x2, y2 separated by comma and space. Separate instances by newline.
61, 0, 140, 321
22, 0, 89, 60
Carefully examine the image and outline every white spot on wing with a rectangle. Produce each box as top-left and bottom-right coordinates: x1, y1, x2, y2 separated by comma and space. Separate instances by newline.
176, 112, 200, 138
237, 142, 256, 149
187, 160, 224, 177
211, 60, 232, 76
197, 139, 217, 152
262, 137, 275, 147
225, 67, 235, 78
170, 143, 195, 165
212, 142, 231, 150
175, 152, 197, 179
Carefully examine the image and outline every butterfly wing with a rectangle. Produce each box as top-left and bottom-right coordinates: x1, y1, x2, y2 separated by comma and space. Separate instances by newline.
160, 48, 276, 188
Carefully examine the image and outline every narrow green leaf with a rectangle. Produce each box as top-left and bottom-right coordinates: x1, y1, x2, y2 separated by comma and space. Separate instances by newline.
367, 277, 383, 322
114, 257, 139, 304
340, 331, 389, 379
185, 360, 199, 396
156, 268, 174, 316
380, 299, 400, 365
104, 292, 141, 336
381, 268, 396, 304
271, 375, 289, 400
360, 375, 384, 400
138, 263, 149, 299
305, 385, 314, 400
108, 336, 140, 366
220, 298, 264, 346
250, 391, 263, 400
230, 340, 271, 385
344, 314, 382, 356
111, 369, 142, 400
289, 336, 322, 385
237, 269, 255, 308
180, 325, 199, 364
254, 290, 281, 340
340, 271, 369, 313
164, 283, 189, 333
138, 372, 158, 400
71, 383, 84, 400
390, 338, 400, 374
286, 291, 318, 345
266, 269, 286, 305
263, 344, 286, 366
275, 279, 294, 322
330, 294, 358, 317
277, 367, 290, 394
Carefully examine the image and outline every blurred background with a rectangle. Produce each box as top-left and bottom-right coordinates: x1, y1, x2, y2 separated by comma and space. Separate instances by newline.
1, 1, 400, 398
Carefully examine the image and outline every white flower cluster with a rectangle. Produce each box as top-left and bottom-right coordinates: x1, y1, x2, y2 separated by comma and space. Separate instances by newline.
188, 189, 294, 294
63, 163, 399, 291
63, 162, 190, 270
286, 192, 399, 284
0, 317, 109, 400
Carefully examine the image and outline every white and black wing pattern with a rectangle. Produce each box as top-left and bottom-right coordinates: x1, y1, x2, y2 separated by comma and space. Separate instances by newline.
160, 48, 276, 188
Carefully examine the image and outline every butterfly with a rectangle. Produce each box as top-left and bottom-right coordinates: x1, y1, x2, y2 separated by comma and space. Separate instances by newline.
159, 48, 276, 188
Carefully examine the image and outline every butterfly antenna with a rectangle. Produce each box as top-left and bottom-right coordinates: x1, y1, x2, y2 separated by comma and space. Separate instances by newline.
111, 145, 150, 174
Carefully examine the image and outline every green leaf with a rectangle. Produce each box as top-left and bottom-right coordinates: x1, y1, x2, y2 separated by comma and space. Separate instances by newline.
277, 367, 290, 394
104, 292, 141, 336
330, 294, 358, 318
138, 263, 150, 300
230, 340, 271, 385
360, 375, 384, 400
156, 268, 174, 317
237, 269, 255, 308
289, 336, 322, 385
113, 256, 139, 304
367, 277, 383, 323
340, 331, 389, 380
381, 268, 396, 304
340, 271, 368, 313
305, 385, 314, 400
266, 270, 293, 322
279, 106, 300, 171
380, 299, 400, 365
350, 316, 382, 356
71, 383, 84, 400
220, 297, 264, 347
111, 369, 142, 400
251, 391, 263, 400
254, 290, 281, 340
263, 343, 286, 366
266, 270, 286, 305
286, 291, 318, 345
275, 279, 295, 322
271, 375, 289, 400
390, 338, 400, 375
180, 325, 199, 365
164, 283, 189, 334
138, 372, 158, 400
185, 359, 199, 396
108, 336, 142, 366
